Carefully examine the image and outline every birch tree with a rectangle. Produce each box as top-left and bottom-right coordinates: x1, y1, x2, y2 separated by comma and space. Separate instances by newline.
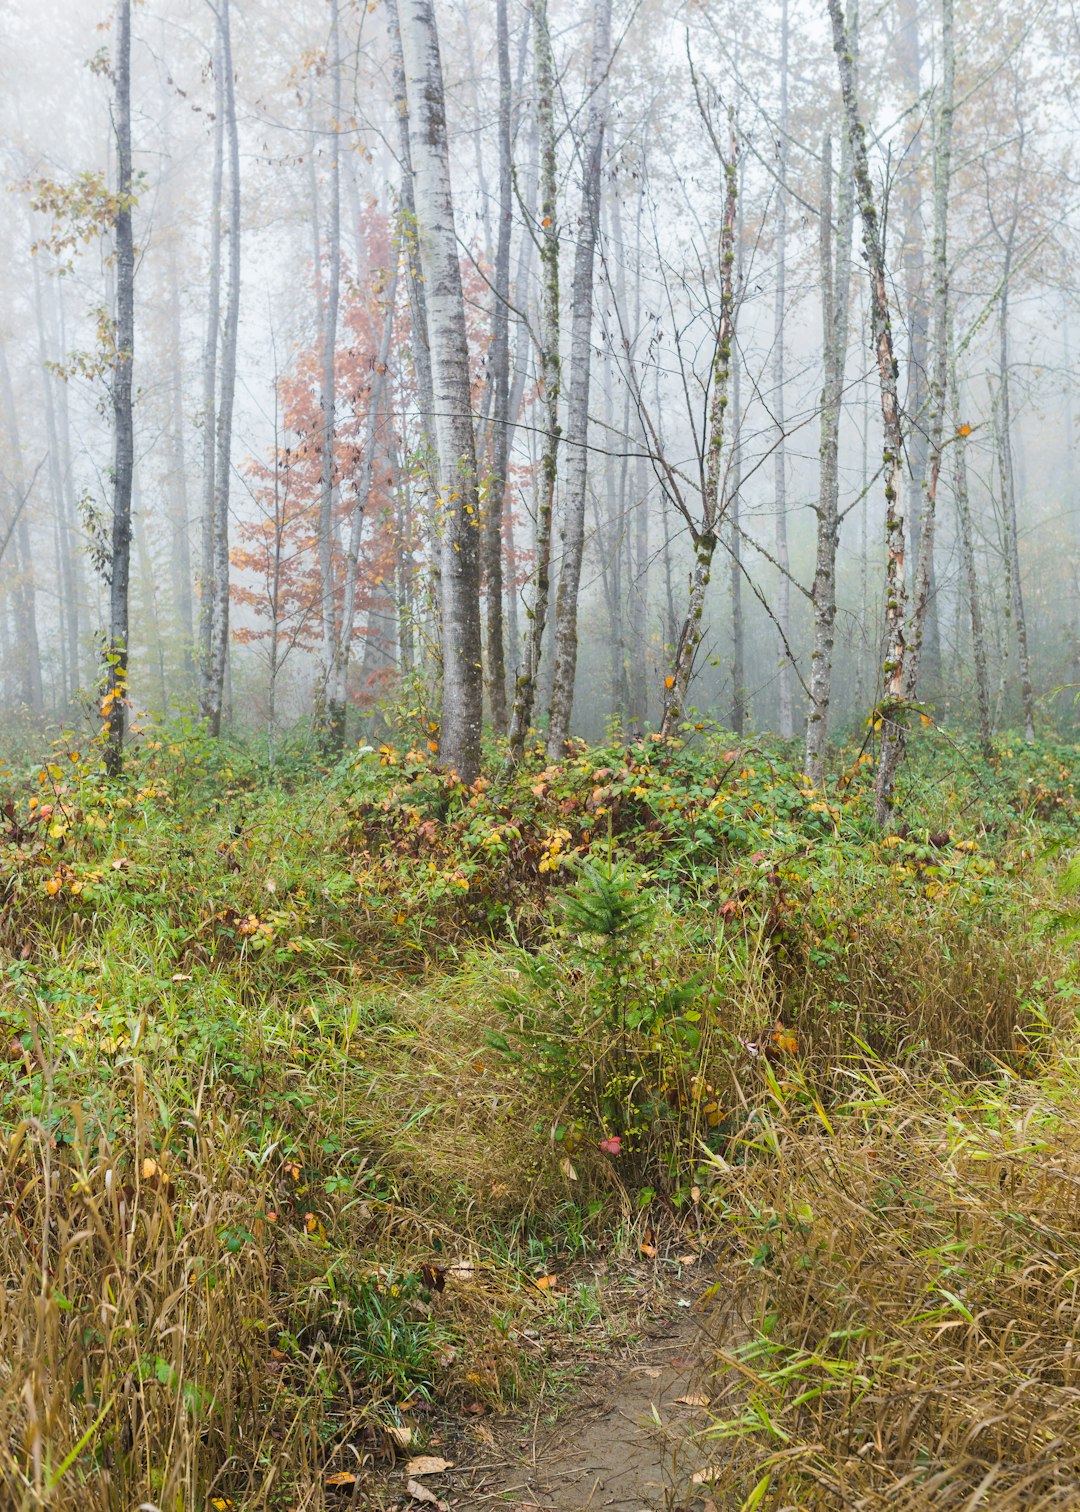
903, 0, 954, 702
659, 119, 739, 738
828, 0, 908, 826
805, 114, 855, 785
104, 0, 134, 774
399, 0, 484, 782
205, 0, 240, 738
317, 0, 344, 748
198, 20, 225, 730
508, 0, 560, 762
546, 0, 613, 759
772, 0, 793, 739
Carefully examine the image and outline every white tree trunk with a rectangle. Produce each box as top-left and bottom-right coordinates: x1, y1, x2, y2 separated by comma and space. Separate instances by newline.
399, 0, 484, 782
546, 0, 613, 759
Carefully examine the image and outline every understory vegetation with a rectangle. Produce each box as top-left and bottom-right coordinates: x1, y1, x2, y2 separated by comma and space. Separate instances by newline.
1, 719, 1079, 1509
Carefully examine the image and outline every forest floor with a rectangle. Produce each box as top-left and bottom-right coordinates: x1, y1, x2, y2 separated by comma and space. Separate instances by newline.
3, 720, 1080, 1509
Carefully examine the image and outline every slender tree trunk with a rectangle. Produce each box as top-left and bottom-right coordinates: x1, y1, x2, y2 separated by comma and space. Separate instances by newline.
508, 0, 560, 761
661, 128, 738, 736
482, 0, 512, 734
806, 111, 855, 785
727, 158, 746, 737
317, 0, 344, 747
546, 0, 613, 759
167, 237, 195, 671
400, 0, 484, 782
105, 0, 134, 774
333, 268, 399, 720
897, 0, 935, 684
773, 0, 793, 738
829, 0, 907, 826
728, 351, 746, 737
903, 0, 953, 703
949, 324, 992, 757
198, 32, 224, 724
0, 346, 43, 716
205, 0, 240, 738
995, 285, 1035, 740
54, 278, 86, 694
33, 255, 76, 708
386, 0, 436, 469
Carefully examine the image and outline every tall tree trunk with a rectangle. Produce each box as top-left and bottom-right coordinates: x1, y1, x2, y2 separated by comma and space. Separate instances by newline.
995, 285, 1035, 741
399, 0, 484, 782
897, 0, 935, 684
318, 0, 344, 748
167, 236, 195, 671
386, 0, 436, 472
903, 0, 953, 702
482, 0, 513, 734
205, 0, 240, 738
105, 0, 134, 774
773, 0, 793, 738
546, 0, 613, 759
728, 347, 746, 737
508, 0, 560, 762
661, 127, 738, 737
949, 323, 992, 757
333, 268, 399, 719
198, 29, 224, 724
829, 0, 907, 826
0, 346, 43, 716
33, 255, 77, 708
806, 110, 855, 785
54, 278, 86, 695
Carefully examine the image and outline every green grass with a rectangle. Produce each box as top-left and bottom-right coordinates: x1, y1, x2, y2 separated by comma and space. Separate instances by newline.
0, 718, 1077, 1507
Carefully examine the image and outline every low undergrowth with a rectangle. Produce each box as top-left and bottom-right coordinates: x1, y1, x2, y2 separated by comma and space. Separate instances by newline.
0, 718, 1075, 1507
701, 1052, 1080, 1509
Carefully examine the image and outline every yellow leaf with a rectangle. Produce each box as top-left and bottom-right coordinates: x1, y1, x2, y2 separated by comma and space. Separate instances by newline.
664, 676, 675, 689
533, 1274, 558, 1290
956, 422, 972, 437
140, 1157, 159, 1180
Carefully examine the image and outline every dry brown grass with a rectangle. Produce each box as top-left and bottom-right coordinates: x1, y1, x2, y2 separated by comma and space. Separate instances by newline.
699, 1047, 1080, 1509
0, 971, 574, 1511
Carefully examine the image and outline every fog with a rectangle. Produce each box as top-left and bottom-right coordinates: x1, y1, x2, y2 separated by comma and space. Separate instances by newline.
0, 0, 1077, 769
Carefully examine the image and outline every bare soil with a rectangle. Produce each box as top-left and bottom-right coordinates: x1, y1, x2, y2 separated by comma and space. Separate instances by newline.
447, 1292, 717, 1512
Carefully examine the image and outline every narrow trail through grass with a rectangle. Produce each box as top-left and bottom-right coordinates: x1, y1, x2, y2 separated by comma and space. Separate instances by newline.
2, 724, 1079, 1508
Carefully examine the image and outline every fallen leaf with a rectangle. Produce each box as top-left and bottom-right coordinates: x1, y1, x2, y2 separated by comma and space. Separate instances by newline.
533, 1274, 558, 1291
325, 1471, 358, 1487
675, 1254, 698, 1267
559, 1156, 578, 1180
692, 1467, 721, 1485
140, 1157, 159, 1181
405, 1456, 453, 1477
388, 1424, 414, 1449
675, 1393, 710, 1407
420, 1263, 446, 1293
406, 1480, 448, 1510
769, 1025, 798, 1056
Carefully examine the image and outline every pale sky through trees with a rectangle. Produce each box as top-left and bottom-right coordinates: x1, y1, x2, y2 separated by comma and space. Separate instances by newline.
0, 0, 1077, 767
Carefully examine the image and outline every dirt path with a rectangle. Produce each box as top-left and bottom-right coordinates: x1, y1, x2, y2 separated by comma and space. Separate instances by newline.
450, 1296, 716, 1512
